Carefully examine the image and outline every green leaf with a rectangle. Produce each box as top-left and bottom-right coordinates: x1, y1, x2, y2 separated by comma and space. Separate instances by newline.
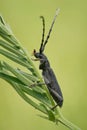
16, 69, 39, 82
2, 61, 33, 86
0, 39, 27, 59
0, 70, 51, 107
0, 72, 25, 85
1, 75, 48, 115
0, 49, 32, 69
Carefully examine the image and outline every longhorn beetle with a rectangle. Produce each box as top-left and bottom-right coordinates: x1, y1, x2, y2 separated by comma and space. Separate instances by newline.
32, 9, 63, 109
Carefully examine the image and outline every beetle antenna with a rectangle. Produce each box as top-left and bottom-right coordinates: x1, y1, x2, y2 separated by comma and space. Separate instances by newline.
42, 8, 60, 52
39, 16, 45, 53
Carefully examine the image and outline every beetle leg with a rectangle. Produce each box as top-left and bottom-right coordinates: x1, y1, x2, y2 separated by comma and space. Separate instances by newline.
51, 104, 58, 110
29, 82, 45, 88
31, 58, 40, 61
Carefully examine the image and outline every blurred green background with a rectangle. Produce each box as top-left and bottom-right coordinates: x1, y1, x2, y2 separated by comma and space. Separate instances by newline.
0, 0, 87, 130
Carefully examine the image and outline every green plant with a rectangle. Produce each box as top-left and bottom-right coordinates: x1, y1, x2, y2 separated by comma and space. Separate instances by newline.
0, 15, 81, 130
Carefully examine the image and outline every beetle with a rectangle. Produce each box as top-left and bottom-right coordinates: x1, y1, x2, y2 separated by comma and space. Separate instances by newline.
32, 9, 63, 109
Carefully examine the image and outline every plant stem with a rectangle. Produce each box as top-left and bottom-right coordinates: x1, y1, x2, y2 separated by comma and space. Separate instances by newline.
55, 109, 81, 130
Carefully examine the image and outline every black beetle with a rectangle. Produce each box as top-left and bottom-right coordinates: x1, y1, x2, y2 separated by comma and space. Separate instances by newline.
33, 9, 63, 109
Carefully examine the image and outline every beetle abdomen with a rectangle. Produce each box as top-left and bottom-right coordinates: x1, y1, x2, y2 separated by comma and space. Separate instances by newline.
42, 67, 63, 107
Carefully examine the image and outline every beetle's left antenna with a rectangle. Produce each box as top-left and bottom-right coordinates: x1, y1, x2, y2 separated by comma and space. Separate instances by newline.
42, 8, 60, 53
39, 16, 45, 53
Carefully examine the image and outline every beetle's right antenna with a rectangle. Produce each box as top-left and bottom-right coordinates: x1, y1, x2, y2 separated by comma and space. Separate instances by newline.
41, 8, 60, 53
39, 16, 45, 54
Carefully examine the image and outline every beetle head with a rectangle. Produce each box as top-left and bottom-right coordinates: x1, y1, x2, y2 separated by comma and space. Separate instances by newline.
33, 49, 44, 59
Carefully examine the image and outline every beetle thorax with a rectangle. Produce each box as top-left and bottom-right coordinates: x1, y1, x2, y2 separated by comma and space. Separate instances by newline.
39, 53, 50, 70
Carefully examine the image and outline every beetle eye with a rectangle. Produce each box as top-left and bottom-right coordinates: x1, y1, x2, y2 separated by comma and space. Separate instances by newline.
33, 49, 36, 55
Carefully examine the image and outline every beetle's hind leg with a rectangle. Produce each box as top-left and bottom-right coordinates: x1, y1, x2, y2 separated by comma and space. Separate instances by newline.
51, 104, 58, 110
29, 82, 45, 88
